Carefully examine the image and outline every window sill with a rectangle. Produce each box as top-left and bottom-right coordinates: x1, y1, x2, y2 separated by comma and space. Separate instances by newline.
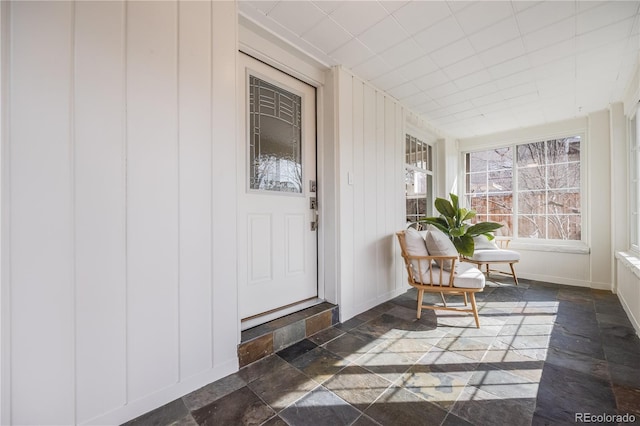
509, 241, 590, 254
616, 251, 640, 279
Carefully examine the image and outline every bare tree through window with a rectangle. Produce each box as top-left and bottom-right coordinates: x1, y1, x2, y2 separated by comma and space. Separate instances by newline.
466, 136, 581, 240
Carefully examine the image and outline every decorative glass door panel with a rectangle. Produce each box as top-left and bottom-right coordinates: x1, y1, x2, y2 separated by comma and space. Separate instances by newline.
249, 76, 303, 193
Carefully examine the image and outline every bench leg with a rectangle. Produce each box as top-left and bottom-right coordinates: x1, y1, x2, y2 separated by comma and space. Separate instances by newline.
416, 289, 424, 319
440, 292, 447, 307
510, 263, 519, 286
463, 292, 468, 306
469, 292, 480, 328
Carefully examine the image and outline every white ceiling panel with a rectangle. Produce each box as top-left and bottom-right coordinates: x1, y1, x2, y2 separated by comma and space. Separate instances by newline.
468, 17, 521, 52
394, 56, 439, 81
487, 56, 531, 79
329, 38, 375, 68
413, 16, 466, 53
430, 38, 476, 68
351, 55, 393, 81
329, 1, 388, 36
312, 0, 342, 14
454, 69, 493, 90
378, 38, 426, 67
239, 0, 639, 138
358, 16, 409, 53
455, 1, 514, 35
413, 69, 450, 91
522, 17, 575, 52
392, 1, 452, 35
576, 18, 635, 53
577, 1, 639, 35
301, 17, 352, 54
443, 55, 486, 81
379, 1, 410, 13
479, 38, 527, 67
515, 1, 576, 35
267, 1, 325, 36
387, 82, 422, 99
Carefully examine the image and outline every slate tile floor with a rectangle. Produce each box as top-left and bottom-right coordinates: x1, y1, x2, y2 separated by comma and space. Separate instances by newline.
125, 278, 640, 426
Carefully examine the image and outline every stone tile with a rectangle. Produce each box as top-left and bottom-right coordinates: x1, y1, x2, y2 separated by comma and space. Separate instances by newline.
417, 347, 479, 373
261, 415, 289, 426
467, 364, 539, 399
238, 354, 289, 384
279, 387, 361, 426
435, 336, 492, 361
238, 333, 273, 368
182, 372, 246, 411
398, 364, 472, 410
168, 414, 198, 426
247, 362, 319, 410
276, 339, 317, 363
612, 384, 640, 416
364, 386, 448, 426
323, 364, 392, 411
548, 329, 605, 360
451, 386, 535, 426
354, 348, 419, 382
323, 332, 379, 362
441, 412, 474, 426
608, 362, 640, 388
191, 386, 275, 426
544, 347, 609, 381
348, 314, 407, 341
273, 320, 306, 352
350, 414, 383, 426
306, 310, 333, 336
308, 326, 345, 346
535, 363, 617, 423
291, 346, 349, 384
123, 398, 189, 426
334, 317, 365, 331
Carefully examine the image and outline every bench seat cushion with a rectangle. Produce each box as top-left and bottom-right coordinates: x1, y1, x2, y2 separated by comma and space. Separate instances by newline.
470, 249, 520, 262
416, 262, 485, 289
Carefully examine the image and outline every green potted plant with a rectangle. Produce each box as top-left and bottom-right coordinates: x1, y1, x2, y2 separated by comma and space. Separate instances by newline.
420, 193, 503, 257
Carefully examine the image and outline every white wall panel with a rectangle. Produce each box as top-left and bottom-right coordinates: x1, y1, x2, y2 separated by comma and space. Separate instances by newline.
210, 0, 239, 368
178, 0, 213, 381
362, 85, 378, 303
9, 2, 75, 424
335, 69, 405, 320
74, 1, 127, 422
126, 1, 180, 401
352, 80, 365, 308
3, 1, 236, 424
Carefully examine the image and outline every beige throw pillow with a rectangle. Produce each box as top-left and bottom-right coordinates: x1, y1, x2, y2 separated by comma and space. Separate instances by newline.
425, 229, 458, 271
404, 227, 430, 275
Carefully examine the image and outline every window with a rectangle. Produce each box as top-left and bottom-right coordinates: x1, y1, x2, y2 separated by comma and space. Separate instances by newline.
465, 136, 582, 241
631, 112, 639, 250
405, 134, 433, 225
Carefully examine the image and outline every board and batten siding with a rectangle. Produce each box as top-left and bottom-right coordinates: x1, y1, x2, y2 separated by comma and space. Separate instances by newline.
335, 68, 407, 321
2, 1, 238, 424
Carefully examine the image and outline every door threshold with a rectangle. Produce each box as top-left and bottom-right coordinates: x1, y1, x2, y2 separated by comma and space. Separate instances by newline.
241, 298, 324, 331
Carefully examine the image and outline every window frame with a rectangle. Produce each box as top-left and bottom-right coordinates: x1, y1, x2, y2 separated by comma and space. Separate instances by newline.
462, 132, 588, 250
404, 132, 435, 225
629, 107, 639, 254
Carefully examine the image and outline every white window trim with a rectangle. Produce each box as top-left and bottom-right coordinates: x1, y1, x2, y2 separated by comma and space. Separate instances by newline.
461, 131, 588, 252
629, 106, 640, 255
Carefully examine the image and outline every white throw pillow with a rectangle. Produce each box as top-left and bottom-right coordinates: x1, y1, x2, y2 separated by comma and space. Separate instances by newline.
404, 227, 430, 275
473, 235, 499, 250
425, 229, 458, 271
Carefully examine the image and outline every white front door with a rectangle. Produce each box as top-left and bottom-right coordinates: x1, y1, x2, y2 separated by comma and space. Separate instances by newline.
238, 53, 318, 321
